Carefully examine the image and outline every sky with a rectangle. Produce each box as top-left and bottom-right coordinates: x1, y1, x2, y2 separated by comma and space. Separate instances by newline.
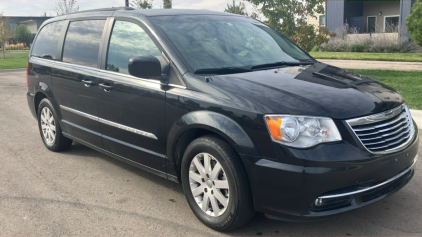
0, 0, 255, 17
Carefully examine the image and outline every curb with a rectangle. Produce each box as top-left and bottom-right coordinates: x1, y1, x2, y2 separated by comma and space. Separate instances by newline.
0, 68, 26, 73
410, 109, 422, 130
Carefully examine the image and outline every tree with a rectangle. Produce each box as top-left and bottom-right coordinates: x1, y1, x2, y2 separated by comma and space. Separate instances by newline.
14, 24, 33, 46
0, 14, 11, 59
55, 0, 79, 15
131, 0, 153, 9
245, 0, 329, 51
224, 0, 247, 15
163, 0, 172, 9
406, 0, 422, 47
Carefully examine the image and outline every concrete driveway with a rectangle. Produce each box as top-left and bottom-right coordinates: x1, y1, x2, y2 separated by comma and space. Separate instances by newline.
319, 59, 422, 71
0, 69, 421, 236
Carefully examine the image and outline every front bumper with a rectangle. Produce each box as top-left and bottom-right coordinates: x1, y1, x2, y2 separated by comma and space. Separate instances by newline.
241, 127, 419, 221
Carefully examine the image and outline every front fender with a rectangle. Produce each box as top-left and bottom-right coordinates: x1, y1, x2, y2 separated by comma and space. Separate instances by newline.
167, 110, 260, 158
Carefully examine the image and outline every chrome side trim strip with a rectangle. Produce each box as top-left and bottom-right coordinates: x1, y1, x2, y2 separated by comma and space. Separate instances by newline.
53, 60, 100, 72
60, 105, 99, 121
62, 120, 102, 136
30, 56, 54, 63
60, 105, 158, 140
98, 69, 164, 85
99, 118, 158, 140
102, 135, 164, 158
168, 84, 187, 89
319, 154, 418, 199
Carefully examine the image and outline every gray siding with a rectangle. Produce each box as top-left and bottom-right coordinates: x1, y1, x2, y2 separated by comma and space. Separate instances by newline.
326, 0, 345, 36
399, 0, 413, 37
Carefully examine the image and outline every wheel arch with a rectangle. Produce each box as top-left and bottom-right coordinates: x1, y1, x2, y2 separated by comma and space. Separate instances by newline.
166, 111, 260, 181
33, 82, 61, 119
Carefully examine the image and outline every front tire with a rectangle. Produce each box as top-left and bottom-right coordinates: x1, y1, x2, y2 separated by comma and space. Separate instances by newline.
181, 135, 255, 231
37, 98, 72, 152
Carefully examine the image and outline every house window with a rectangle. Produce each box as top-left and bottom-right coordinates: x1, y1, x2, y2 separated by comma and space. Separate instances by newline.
9, 23, 17, 31
319, 15, 326, 27
367, 16, 376, 33
385, 16, 399, 32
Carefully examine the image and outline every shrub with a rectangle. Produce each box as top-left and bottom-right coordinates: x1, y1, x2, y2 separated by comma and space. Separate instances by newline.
320, 23, 416, 53
310, 45, 320, 52
13, 25, 33, 46
5, 43, 30, 50
290, 23, 333, 52
406, 0, 422, 47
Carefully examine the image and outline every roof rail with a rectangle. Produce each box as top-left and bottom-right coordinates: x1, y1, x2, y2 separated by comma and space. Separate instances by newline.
71, 7, 135, 14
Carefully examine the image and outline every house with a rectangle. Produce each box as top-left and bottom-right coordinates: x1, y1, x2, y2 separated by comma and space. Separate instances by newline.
307, 4, 326, 29
324, 0, 416, 37
0, 16, 52, 43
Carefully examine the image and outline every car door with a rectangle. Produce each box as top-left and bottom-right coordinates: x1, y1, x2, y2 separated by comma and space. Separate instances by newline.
96, 18, 167, 174
52, 19, 107, 148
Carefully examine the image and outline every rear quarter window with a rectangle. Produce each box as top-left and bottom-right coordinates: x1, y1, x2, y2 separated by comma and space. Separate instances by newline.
31, 21, 65, 60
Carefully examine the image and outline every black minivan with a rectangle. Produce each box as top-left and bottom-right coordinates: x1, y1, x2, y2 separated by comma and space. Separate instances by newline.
27, 8, 418, 231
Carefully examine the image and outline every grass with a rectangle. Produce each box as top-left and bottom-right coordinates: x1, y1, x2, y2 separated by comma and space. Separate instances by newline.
309, 52, 422, 62
348, 69, 422, 110
1, 53, 420, 110
0, 52, 29, 70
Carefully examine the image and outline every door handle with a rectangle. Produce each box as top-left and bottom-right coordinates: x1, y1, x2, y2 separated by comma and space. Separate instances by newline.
99, 83, 114, 92
82, 79, 95, 87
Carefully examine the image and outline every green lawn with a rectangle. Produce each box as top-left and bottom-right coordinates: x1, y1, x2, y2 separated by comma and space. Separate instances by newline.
310, 52, 422, 62
0, 52, 29, 70
348, 69, 422, 110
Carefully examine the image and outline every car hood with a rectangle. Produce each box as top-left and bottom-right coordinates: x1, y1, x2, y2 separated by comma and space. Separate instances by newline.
201, 63, 404, 120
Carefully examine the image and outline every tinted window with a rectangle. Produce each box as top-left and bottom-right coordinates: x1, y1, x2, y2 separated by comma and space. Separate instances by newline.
151, 15, 312, 71
107, 21, 161, 75
31, 21, 64, 60
62, 20, 106, 68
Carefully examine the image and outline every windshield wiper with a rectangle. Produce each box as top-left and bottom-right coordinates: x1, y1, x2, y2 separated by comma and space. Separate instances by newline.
194, 67, 252, 75
250, 61, 315, 70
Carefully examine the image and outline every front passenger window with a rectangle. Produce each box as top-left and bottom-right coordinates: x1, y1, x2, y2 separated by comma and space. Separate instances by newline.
107, 21, 161, 75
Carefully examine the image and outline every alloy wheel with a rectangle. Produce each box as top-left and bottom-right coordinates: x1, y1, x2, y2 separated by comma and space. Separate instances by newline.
189, 153, 230, 217
40, 107, 56, 145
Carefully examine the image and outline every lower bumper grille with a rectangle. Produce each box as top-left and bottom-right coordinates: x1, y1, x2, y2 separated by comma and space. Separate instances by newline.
311, 155, 417, 212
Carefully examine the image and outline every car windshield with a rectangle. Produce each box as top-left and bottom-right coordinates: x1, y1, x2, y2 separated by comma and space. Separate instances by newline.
150, 15, 313, 72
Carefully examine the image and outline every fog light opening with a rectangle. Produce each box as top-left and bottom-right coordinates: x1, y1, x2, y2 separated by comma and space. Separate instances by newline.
315, 198, 323, 206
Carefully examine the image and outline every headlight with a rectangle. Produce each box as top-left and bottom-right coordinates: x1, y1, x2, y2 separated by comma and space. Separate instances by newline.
264, 115, 342, 148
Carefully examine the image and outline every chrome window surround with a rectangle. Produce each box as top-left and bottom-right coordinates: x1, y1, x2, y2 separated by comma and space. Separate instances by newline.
32, 56, 187, 89
318, 154, 418, 199
346, 104, 415, 154
60, 105, 158, 140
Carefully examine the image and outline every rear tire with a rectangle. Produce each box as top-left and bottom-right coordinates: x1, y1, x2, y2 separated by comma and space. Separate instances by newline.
37, 98, 72, 152
181, 135, 255, 231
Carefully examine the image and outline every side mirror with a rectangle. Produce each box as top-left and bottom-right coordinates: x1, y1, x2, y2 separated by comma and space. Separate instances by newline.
128, 56, 161, 79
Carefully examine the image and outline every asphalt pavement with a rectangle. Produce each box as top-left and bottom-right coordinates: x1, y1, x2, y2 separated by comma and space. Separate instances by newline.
1, 69, 421, 236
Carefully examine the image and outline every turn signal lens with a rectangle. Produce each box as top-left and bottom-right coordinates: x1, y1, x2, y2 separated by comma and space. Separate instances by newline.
265, 117, 282, 140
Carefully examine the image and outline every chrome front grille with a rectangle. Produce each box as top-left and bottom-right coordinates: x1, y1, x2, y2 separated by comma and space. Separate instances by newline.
347, 104, 415, 154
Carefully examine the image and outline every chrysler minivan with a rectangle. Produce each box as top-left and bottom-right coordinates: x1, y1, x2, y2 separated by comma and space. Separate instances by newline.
27, 8, 419, 231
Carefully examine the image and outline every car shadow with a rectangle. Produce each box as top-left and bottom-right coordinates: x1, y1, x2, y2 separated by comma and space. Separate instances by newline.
63, 142, 184, 194
61, 141, 422, 236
